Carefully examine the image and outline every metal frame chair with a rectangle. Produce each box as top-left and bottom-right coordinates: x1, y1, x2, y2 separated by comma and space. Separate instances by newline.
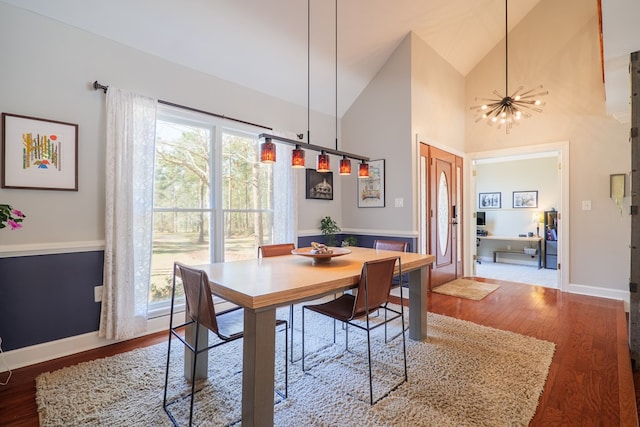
258, 243, 296, 362
301, 256, 407, 405
163, 262, 288, 426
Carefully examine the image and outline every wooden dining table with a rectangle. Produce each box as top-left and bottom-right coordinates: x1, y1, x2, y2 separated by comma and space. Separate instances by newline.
189, 246, 435, 427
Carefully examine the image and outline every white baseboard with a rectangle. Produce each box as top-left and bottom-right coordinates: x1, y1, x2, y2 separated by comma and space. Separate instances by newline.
1, 315, 170, 371
568, 283, 630, 312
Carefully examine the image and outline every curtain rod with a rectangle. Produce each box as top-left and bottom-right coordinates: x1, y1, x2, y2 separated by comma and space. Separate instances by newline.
92, 81, 272, 131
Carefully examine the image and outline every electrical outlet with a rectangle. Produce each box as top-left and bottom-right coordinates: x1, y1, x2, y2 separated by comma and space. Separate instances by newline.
94, 285, 103, 302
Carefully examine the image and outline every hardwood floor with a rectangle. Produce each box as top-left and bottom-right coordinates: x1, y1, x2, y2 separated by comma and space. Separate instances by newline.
0, 278, 637, 426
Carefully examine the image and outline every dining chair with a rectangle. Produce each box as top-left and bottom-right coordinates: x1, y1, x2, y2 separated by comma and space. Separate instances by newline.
258, 243, 296, 362
163, 262, 288, 427
373, 239, 409, 336
301, 256, 407, 405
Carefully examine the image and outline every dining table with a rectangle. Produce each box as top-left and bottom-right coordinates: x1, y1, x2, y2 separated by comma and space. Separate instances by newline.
188, 246, 435, 427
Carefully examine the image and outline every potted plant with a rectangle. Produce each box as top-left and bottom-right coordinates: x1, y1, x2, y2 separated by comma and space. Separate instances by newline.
319, 216, 341, 247
342, 235, 357, 247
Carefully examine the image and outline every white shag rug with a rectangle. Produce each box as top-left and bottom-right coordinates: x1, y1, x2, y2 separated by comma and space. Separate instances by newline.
36, 306, 555, 426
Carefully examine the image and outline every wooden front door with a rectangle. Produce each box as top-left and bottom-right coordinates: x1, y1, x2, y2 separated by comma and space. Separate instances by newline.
421, 144, 463, 288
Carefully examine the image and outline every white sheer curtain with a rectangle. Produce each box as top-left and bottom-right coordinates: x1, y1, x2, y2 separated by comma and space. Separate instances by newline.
271, 136, 298, 245
99, 87, 157, 340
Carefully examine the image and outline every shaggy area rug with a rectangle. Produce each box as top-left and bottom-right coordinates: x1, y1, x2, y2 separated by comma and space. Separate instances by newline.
432, 278, 500, 300
36, 307, 554, 426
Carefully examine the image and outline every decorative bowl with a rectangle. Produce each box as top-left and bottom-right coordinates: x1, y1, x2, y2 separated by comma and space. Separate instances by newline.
291, 247, 351, 264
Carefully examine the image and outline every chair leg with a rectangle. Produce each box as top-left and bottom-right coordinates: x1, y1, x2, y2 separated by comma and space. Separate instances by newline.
302, 307, 307, 371
284, 321, 289, 398
365, 315, 374, 405
289, 304, 294, 363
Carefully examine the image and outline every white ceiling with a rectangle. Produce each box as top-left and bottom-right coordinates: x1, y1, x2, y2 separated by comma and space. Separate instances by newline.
2, 0, 638, 120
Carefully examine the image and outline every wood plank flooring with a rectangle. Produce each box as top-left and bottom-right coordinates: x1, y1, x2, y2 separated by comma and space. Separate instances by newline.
0, 278, 637, 426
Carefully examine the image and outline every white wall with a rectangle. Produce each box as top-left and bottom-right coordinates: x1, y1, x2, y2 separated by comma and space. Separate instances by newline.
340, 32, 466, 237
0, 2, 345, 247
466, 0, 630, 296
340, 34, 413, 235
476, 156, 559, 237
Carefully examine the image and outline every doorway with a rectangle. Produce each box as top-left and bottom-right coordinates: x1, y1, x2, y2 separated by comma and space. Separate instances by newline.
420, 143, 463, 288
469, 143, 569, 291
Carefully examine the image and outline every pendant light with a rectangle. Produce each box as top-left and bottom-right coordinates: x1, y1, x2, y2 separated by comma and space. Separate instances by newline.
470, 0, 548, 134
260, 138, 276, 163
358, 161, 369, 178
339, 156, 351, 175
334, 0, 351, 176
259, 0, 369, 172
317, 150, 330, 172
291, 145, 305, 168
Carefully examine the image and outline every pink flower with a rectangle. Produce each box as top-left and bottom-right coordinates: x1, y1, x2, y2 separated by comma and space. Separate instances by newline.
11, 209, 24, 218
8, 219, 22, 230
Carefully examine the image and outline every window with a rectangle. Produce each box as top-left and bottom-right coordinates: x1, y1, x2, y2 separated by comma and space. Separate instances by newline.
148, 106, 280, 314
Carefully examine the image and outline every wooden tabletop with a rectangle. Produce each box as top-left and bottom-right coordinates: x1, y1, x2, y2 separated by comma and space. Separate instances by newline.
194, 247, 435, 310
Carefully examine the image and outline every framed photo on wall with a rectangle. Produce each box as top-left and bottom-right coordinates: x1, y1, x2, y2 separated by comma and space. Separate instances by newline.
305, 168, 333, 200
2, 113, 78, 191
478, 192, 501, 209
358, 159, 385, 208
512, 190, 538, 208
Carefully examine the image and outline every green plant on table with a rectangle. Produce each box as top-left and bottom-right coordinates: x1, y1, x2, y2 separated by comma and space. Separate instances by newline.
342, 235, 357, 247
319, 216, 341, 247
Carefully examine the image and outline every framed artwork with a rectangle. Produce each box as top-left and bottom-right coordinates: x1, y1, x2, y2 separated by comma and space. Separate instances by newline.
358, 159, 385, 208
305, 168, 333, 200
2, 113, 78, 191
478, 192, 501, 209
512, 190, 538, 208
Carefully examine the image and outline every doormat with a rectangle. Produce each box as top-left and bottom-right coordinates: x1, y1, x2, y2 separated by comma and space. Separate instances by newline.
432, 278, 500, 300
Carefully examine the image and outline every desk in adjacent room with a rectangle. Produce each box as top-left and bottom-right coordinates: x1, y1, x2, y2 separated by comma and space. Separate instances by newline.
477, 235, 543, 269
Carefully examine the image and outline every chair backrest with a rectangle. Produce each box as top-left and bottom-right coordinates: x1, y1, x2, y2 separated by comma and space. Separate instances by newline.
258, 243, 295, 258
373, 239, 409, 253
352, 256, 399, 319
174, 262, 219, 334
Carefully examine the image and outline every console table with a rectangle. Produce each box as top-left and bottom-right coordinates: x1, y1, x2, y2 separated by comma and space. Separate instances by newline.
477, 235, 543, 269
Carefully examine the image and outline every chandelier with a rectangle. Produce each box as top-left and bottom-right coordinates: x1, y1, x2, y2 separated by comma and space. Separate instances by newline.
471, 0, 548, 134
259, 0, 369, 177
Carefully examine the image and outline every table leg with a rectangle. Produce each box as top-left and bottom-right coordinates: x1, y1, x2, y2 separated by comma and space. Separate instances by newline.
408, 266, 428, 341
242, 307, 276, 426
184, 311, 209, 381
537, 239, 542, 269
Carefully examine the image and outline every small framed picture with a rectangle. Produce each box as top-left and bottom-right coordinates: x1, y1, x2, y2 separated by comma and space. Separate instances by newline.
478, 192, 501, 209
2, 113, 78, 191
305, 169, 333, 200
358, 159, 385, 208
513, 190, 538, 208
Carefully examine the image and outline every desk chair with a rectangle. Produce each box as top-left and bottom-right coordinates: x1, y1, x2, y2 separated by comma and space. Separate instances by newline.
301, 256, 407, 405
163, 262, 288, 427
258, 243, 296, 362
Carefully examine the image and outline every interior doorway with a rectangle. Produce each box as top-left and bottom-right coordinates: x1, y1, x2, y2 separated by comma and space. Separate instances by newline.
469, 143, 569, 291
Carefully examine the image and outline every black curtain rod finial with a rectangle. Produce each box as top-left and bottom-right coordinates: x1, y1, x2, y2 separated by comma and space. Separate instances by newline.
93, 80, 108, 93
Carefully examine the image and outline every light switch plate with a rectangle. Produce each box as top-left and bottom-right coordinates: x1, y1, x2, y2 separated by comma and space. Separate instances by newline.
395, 198, 403, 208
581, 200, 592, 211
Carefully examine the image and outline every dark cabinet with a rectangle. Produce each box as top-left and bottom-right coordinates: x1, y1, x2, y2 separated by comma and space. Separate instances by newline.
544, 210, 558, 269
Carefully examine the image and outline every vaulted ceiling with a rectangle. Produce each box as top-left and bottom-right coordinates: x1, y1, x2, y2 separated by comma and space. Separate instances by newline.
3, 0, 639, 121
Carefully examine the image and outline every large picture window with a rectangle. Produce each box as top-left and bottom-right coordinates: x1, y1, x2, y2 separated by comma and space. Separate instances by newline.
148, 107, 282, 313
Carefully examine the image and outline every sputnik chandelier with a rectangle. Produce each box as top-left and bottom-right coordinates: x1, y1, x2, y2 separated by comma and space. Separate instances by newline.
471, 0, 548, 134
